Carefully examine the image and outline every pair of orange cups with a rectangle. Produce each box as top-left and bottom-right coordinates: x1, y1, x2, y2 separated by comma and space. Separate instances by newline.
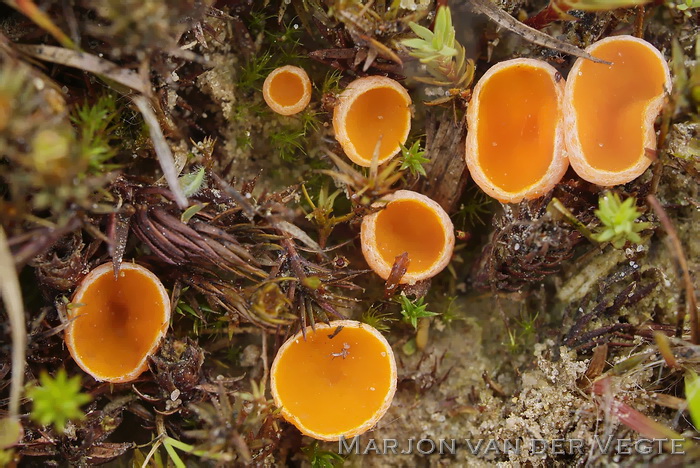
466, 35, 672, 203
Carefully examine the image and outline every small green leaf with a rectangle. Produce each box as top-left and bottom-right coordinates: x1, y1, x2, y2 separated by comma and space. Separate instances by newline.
178, 167, 206, 197
180, 203, 208, 223
685, 370, 700, 429
396, 294, 439, 329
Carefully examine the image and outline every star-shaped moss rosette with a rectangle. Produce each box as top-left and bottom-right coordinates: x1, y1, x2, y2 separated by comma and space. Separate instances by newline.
592, 192, 651, 248
400, 6, 474, 88
27, 369, 92, 433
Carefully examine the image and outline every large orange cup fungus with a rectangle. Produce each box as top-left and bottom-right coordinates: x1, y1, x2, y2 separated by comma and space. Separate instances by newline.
361, 190, 454, 284
65, 262, 170, 383
262, 65, 312, 116
466, 58, 568, 203
270, 320, 397, 441
333, 76, 412, 167
564, 35, 671, 186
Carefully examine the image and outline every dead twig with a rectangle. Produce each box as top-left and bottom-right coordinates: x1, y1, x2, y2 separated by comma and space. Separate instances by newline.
470, 0, 610, 64
133, 96, 188, 210
0, 226, 26, 433
14, 44, 149, 94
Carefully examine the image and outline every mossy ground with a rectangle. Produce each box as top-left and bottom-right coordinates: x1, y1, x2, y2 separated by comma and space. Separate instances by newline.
0, 1, 698, 466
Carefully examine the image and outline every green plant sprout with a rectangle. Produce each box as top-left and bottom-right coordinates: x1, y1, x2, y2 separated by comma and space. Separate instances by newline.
178, 167, 206, 197
592, 192, 651, 248
676, 0, 700, 10
71, 94, 123, 173
453, 187, 492, 227
396, 294, 439, 329
399, 140, 430, 177
439, 296, 464, 326
361, 305, 397, 333
400, 6, 474, 88
237, 50, 273, 92
26, 369, 91, 433
301, 183, 354, 248
685, 370, 700, 429
321, 69, 344, 96
301, 441, 345, 468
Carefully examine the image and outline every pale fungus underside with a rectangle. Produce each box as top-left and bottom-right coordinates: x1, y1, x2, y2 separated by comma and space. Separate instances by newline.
0, 0, 698, 466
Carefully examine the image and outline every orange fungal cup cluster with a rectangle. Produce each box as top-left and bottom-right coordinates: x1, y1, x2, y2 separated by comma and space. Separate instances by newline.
465, 36, 670, 201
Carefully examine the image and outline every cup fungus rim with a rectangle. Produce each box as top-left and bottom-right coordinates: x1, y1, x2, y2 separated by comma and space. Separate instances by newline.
563, 35, 672, 187
465, 58, 569, 204
65, 261, 171, 383
270, 319, 397, 441
262, 65, 312, 116
332, 75, 412, 167
360, 190, 455, 285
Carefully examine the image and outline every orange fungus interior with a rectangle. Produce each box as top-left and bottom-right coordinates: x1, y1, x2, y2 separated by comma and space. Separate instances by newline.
273, 326, 393, 436
71, 268, 165, 378
345, 87, 409, 162
269, 70, 305, 107
373, 199, 445, 274
476, 65, 559, 193
573, 40, 667, 172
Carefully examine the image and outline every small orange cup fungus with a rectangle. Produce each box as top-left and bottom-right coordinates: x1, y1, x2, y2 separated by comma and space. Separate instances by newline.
65, 262, 170, 383
333, 76, 412, 167
361, 190, 454, 284
270, 320, 397, 441
466, 58, 568, 203
564, 35, 671, 186
262, 65, 312, 116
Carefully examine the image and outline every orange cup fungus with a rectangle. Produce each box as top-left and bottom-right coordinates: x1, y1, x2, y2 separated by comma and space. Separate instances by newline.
564, 35, 671, 186
262, 65, 312, 116
361, 190, 455, 284
333, 76, 412, 167
466, 58, 568, 203
270, 320, 397, 441
65, 262, 170, 383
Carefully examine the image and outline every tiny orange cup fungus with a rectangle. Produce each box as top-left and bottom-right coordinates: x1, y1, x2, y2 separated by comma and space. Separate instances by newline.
270, 320, 397, 441
466, 58, 568, 203
564, 35, 671, 186
65, 262, 170, 383
262, 65, 312, 116
361, 190, 455, 285
333, 75, 412, 167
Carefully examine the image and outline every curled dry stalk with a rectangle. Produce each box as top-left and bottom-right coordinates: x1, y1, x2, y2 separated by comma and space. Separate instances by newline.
308, 0, 424, 76
118, 174, 362, 331
319, 150, 403, 214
